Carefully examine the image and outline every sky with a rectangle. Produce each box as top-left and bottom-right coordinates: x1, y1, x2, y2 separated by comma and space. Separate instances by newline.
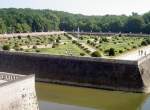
0, 0, 150, 16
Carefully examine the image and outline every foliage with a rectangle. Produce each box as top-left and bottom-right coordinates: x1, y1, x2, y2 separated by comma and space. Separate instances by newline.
80, 53, 85, 56
91, 51, 102, 57
2, 44, 10, 50
0, 8, 150, 33
109, 48, 115, 56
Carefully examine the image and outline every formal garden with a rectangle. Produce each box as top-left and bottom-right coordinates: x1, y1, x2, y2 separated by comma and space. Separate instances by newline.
1, 33, 150, 58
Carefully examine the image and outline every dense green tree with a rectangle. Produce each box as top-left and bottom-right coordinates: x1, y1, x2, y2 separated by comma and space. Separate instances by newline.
0, 18, 6, 33
22, 23, 31, 32
123, 16, 145, 33
143, 23, 150, 34
0, 8, 150, 34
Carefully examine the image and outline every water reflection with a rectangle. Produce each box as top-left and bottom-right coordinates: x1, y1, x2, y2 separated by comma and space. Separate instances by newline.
36, 82, 149, 110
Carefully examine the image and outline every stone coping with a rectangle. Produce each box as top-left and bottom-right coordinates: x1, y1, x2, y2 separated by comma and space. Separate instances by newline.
0, 74, 34, 88
0, 51, 137, 65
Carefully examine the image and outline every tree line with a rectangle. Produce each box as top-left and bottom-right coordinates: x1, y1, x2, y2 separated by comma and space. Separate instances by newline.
0, 8, 150, 34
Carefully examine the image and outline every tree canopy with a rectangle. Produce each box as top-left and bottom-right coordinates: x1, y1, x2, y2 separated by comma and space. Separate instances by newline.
0, 8, 150, 34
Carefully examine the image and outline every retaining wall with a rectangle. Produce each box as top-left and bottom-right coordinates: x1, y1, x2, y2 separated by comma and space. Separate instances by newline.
0, 51, 149, 93
0, 74, 39, 110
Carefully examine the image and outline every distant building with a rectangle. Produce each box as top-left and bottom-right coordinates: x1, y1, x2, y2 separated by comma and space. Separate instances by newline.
0, 72, 39, 110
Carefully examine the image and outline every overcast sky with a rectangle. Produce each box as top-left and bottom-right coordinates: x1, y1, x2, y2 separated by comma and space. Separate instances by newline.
0, 0, 150, 15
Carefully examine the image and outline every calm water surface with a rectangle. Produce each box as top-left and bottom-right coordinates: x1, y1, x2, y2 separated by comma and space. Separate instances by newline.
36, 82, 150, 110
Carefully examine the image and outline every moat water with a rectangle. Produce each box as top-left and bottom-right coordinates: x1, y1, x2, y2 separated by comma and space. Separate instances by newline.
36, 82, 150, 110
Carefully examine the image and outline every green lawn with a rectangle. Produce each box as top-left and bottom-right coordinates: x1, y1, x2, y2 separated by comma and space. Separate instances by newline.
2, 34, 149, 57
29, 43, 89, 57
80, 35, 145, 56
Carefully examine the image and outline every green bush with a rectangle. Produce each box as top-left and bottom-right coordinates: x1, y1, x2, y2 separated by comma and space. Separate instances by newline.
52, 43, 59, 48
80, 53, 85, 56
87, 40, 90, 44
119, 50, 123, 53
132, 45, 137, 49
101, 37, 108, 42
36, 49, 40, 53
91, 51, 102, 57
2, 45, 10, 50
119, 34, 122, 37
72, 40, 77, 44
56, 39, 60, 43
17, 36, 21, 39
36, 42, 41, 45
33, 45, 37, 49
86, 50, 91, 53
141, 40, 148, 46
79, 37, 83, 40
109, 48, 115, 56
58, 37, 61, 40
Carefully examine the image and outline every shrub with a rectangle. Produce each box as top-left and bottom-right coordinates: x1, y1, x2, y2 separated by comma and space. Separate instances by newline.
72, 40, 77, 44
86, 50, 91, 53
79, 37, 83, 40
94, 37, 98, 41
25, 50, 29, 52
2, 45, 10, 50
56, 39, 60, 43
33, 45, 37, 49
146, 38, 150, 44
102, 37, 108, 42
109, 48, 115, 56
80, 53, 85, 56
36, 49, 40, 53
91, 51, 102, 57
99, 40, 103, 43
27, 35, 31, 39
132, 45, 137, 49
17, 36, 21, 39
141, 40, 148, 46
14, 44, 20, 51
87, 40, 90, 44
52, 43, 59, 48
36, 42, 41, 45
20, 48, 24, 51
119, 50, 123, 53
58, 37, 61, 40
119, 34, 122, 37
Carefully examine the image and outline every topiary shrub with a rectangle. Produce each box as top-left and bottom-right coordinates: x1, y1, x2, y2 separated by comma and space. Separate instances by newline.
33, 45, 37, 49
141, 40, 148, 46
119, 34, 122, 37
56, 39, 60, 43
52, 43, 59, 48
132, 45, 137, 49
17, 36, 21, 39
119, 50, 123, 53
87, 40, 90, 44
80, 53, 85, 56
72, 40, 77, 44
86, 50, 91, 53
109, 48, 115, 56
91, 51, 102, 57
36, 49, 40, 53
2, 44, 10, 51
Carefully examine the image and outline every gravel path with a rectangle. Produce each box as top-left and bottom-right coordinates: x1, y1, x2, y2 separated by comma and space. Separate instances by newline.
115, 45, 150, 61
21, 44, 52, 49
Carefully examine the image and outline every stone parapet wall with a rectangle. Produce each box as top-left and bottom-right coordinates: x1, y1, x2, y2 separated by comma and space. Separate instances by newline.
0, 51, 149, 93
